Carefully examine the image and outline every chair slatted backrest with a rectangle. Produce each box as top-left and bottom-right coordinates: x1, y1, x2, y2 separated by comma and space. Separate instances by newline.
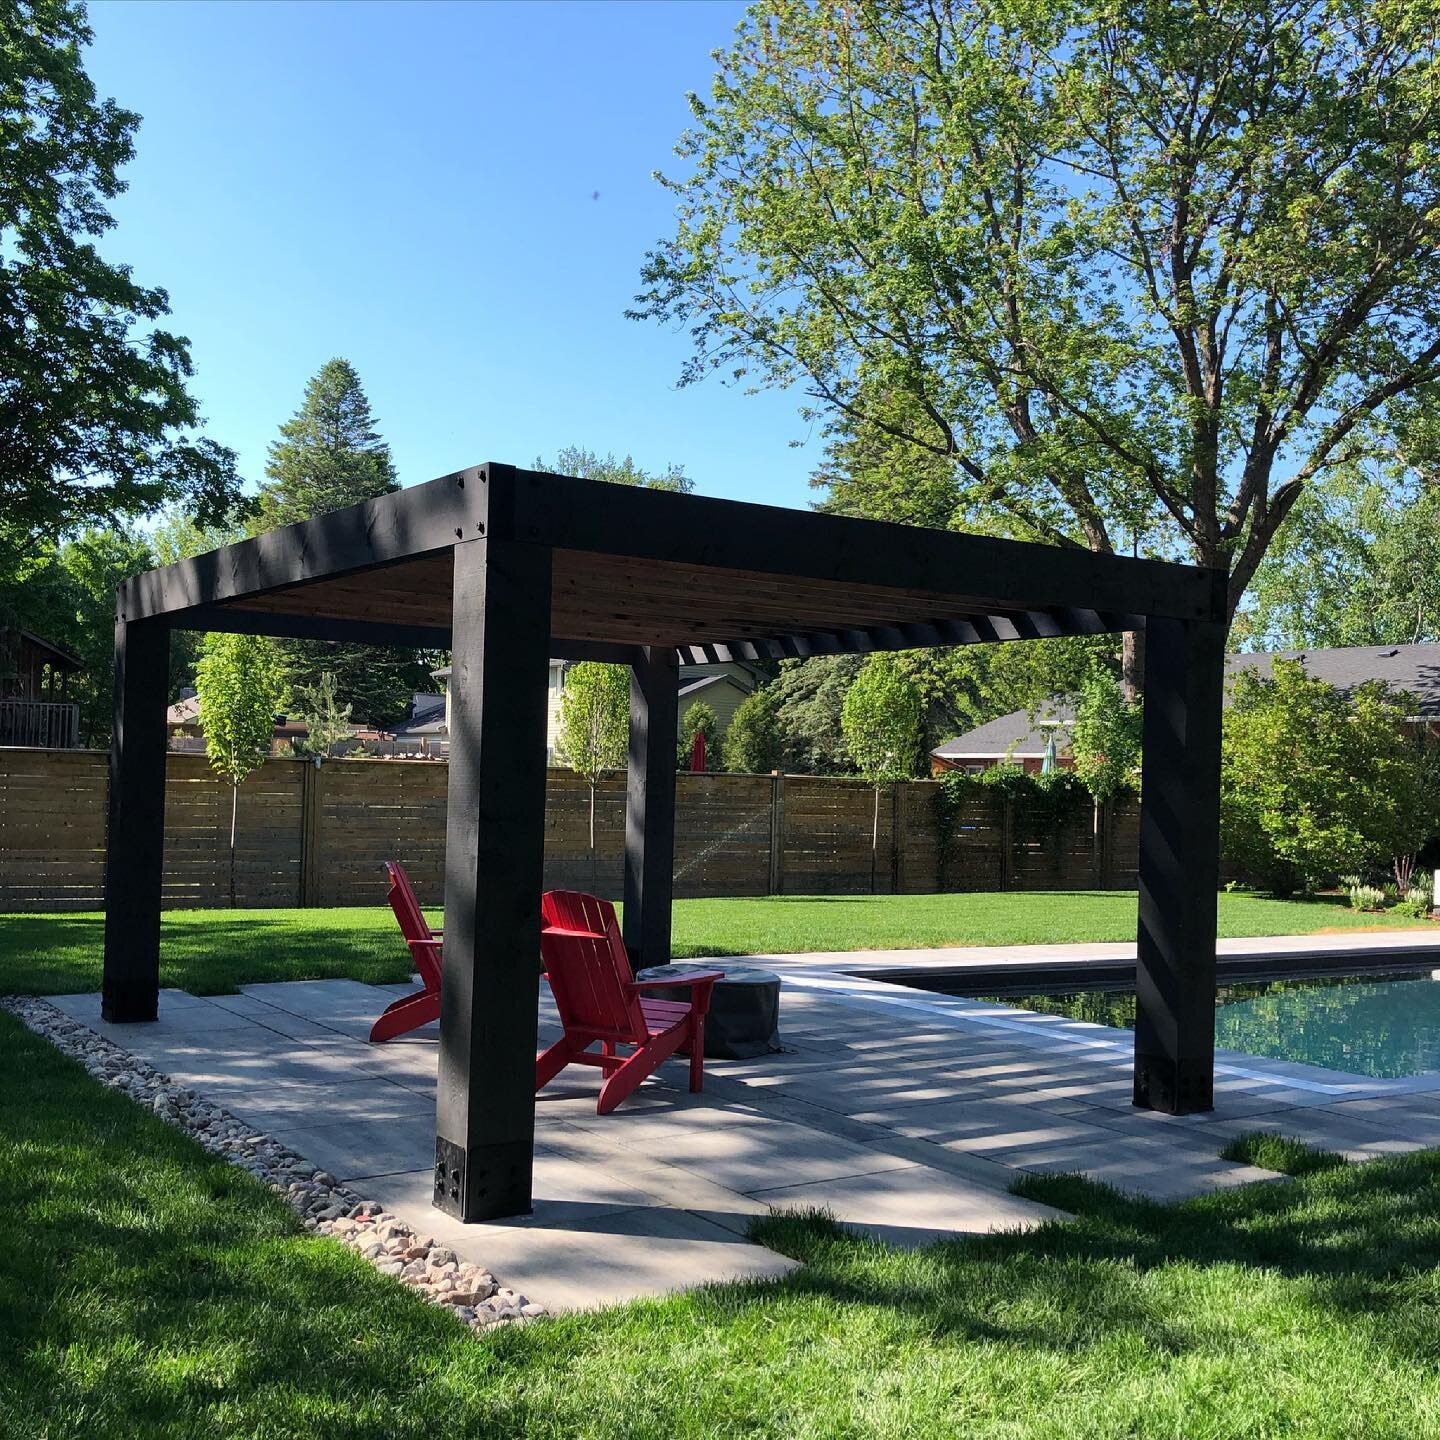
540, 891, 647, 1043
385, 860, 443, 992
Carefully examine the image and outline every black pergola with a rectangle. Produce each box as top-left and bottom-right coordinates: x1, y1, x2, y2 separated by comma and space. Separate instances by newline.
104, 463, 1227, 1222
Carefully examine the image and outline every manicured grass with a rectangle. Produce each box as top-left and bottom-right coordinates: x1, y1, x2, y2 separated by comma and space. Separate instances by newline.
1, 890, 1432, 996
7, 1006, 1440, 1437
1219, 1131, 1350, 1178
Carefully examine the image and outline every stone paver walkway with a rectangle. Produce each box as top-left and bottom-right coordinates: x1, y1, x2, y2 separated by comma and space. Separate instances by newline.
45, 929, 1440, 1310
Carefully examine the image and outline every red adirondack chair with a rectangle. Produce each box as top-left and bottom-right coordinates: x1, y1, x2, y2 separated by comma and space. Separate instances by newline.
537, 889, 723, 1114
370, 860, 443, 1043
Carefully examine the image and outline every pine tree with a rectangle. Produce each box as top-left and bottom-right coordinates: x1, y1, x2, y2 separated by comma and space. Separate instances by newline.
254, 360, 433, 724
255, 358, 397, 528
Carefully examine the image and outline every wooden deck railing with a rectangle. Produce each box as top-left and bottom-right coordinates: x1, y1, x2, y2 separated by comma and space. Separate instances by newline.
0, 700, 79, 749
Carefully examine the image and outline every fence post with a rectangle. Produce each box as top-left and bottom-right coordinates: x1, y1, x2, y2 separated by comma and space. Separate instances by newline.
768, 770, 785, 895
299, 758, 322, 907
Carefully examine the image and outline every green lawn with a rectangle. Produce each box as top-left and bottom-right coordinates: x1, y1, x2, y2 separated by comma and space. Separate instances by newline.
7, 1006, 1440, 1438
1, 890, 1432, 996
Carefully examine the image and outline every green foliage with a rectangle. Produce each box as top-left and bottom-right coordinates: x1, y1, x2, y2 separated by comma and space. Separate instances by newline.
723, 685, 783, 774
254, 358, 397, 530
637, 0, 1440, 618
290, 671, 355, 758
252, 359, 431, 724
3, 526, 157, 747
1218, 1133, 1347, 1178
195, 634, 281, 787
768, 655, 864, 774
1221, 660, 1439, 895
934, 765, 1092, 882
840, 656, 924, 785
0, 0, 244, 592
1238, 461, 1440, 650
1069, 668, 1142, 801
535, 445, 693, 493
556, 662, 629, 786
677, 700, 720, 771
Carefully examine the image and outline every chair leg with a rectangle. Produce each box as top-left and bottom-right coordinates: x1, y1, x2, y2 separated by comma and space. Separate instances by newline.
368, 987, 440, 1044
536, 1035, 582, 1091
597, 1028, 688, 1114
689, 1015, 705, 1093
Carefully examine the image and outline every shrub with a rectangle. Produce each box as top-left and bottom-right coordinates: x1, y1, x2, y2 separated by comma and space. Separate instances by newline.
1394, 881, 1433, 919
724, 685, 782, 774
1346, 884, 1388, 912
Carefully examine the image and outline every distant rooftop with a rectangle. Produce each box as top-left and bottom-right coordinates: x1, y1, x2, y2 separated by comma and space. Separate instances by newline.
933, 641, 1440, 758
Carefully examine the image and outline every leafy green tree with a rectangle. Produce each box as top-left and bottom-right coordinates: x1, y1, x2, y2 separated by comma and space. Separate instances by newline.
195, 633, 282, 907
150, 505, 250, 701
677, 701, 720, 771
1238, 462, 1440, 651
768, 655, 864, 774
1069, 668, 1142, 803
724, 685, 783, 774
252, 359, 431, 724
637, 0, 1440, 686
1221, 660, 1436, 895
535, 446, 693, 493
291, 671, 355, 758
841, 655, 924, 890
0, 0, 243, 596
555, 662, 630, 888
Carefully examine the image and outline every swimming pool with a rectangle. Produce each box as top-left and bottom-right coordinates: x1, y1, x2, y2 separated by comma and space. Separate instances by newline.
963, 970, 1440, 1079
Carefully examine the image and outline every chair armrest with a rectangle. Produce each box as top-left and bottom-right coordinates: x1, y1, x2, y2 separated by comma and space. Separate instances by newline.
405, 936, 442, 952
635, 969, 724, 1015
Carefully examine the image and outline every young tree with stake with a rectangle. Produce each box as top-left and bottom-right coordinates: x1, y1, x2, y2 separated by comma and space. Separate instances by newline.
195, 634, 281, 908
841, 657, 924, 892
555, 663, 630, 891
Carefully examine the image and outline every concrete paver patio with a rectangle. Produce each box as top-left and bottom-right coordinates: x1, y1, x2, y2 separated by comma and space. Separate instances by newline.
44, 931, 1440, 1309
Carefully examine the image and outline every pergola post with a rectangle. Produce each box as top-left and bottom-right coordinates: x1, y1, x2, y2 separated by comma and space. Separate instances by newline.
623, 645, 678, 970
101, 617, 171, 1023
434, 538, 552, 1222
1133, 616, 1227, 1114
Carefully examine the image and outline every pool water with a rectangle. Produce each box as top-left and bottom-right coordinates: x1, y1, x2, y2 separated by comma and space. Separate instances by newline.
974, 970, 1440, 1079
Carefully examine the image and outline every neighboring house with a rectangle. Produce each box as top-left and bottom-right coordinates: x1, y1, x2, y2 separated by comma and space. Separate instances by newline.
0, 629, 83, 748
432, 658, 764, 763
930, 642, 1440, 774
166, 687, 443, 758
931, 708, 1075, 776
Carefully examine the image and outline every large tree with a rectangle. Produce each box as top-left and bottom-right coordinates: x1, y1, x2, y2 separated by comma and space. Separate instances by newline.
252, 359, 433, 724
636, 0, 1440, 691
0, 0, 243, 593
254, 358, 398, 529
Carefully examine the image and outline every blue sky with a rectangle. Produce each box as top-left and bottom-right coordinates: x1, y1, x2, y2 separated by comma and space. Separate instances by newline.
84, 0, 820, 510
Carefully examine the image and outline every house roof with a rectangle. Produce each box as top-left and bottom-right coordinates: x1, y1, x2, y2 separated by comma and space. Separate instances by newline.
4, 629, 83, 671
932, 708, 1075, 760
1228, 643, 1440, 715
932, 641, 1440, 758
677, 671, 755, 702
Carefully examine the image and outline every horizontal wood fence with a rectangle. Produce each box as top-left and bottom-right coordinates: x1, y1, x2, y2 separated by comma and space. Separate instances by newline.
0, 749, 1140, 912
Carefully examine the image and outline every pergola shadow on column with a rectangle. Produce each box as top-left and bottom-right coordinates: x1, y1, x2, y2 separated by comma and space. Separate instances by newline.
105, 463, 1228, 1222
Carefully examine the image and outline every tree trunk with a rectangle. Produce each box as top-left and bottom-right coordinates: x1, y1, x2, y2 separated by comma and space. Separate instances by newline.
870, 785, 880, 895
229, 781, 239, 910
1122, 629, 1145, 704
589, 782, 597, 894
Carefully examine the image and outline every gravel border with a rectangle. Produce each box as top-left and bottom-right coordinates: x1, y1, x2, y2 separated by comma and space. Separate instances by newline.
1, 996, 546, 1330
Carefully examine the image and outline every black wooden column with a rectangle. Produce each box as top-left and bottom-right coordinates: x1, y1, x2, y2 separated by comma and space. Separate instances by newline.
1133, 616, 1227, 1114
435, 538, 552, 1222
623, 645, 678, 971
101, 617, 171, 1023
